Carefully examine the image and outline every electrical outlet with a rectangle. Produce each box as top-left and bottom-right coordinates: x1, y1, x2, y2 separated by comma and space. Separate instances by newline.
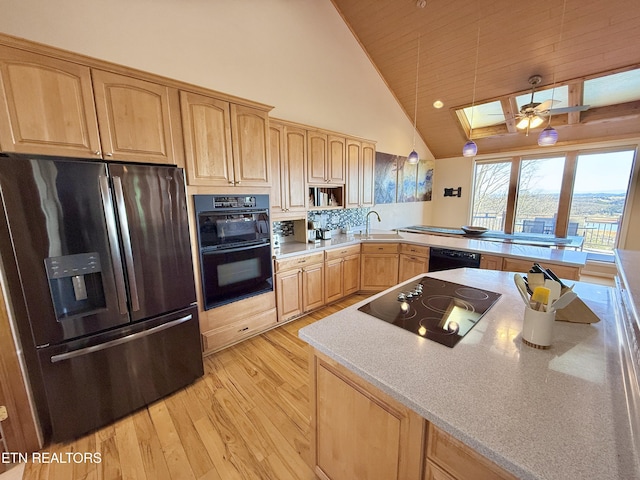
0, 405, 7, 421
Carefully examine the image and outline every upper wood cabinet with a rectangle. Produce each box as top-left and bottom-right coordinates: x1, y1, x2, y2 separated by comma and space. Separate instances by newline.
180, 91, 234, 186
270, 121, 307, 217
0, 45, 102, 158
308, 130, 345, 185
92, 69, 182, 165
346, 139, 375, 208
230, 104, 271, 187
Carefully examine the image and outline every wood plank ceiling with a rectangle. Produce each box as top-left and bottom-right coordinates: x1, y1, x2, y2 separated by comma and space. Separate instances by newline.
331, 0, 640, 159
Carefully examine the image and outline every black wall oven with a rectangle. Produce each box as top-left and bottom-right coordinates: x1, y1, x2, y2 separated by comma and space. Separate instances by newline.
194, 195, 273, 310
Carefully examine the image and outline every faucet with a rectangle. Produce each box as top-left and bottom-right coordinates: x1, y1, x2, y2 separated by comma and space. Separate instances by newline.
365, 210, 381, 236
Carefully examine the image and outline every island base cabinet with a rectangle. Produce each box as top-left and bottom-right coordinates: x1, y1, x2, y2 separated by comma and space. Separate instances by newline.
426, 423, 517, 480
309, 350, 425, 480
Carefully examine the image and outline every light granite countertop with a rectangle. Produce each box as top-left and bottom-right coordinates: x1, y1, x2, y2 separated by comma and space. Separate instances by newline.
274, 230, 588, 267
299, 268, 640, 480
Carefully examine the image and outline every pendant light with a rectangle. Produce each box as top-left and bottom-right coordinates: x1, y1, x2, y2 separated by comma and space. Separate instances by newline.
462, 18, 481, 157
407, 34, 421, 165
538, 0, 567, 147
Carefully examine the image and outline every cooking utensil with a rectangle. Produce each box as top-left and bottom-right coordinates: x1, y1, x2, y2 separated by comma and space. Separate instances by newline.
549, 290, 578, 311
513, 274, 530, 306
531, 286, 550, 311
544, 279, 561, 305
527, 273, 545, 293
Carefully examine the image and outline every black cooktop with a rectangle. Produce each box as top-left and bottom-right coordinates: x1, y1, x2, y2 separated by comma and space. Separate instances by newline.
358, 276, 501, 347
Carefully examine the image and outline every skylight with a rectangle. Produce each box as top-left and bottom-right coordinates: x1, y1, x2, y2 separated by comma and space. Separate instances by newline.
461, 101, 504, 129
515, 85, 569, 111
583, 69, 640, 108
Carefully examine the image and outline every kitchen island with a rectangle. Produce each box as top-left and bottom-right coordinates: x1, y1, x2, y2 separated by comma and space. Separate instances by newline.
299, 268, 640, 480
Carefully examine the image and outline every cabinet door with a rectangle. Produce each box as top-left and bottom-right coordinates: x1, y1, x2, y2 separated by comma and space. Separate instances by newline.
360, 254, 399, 292
303, 263, 325, 312
343, 253, 361, 296
325, 258, 343, 304
284, 126, 307, 211
180, 92, 233, 185
479, 254, 503, 271
92, 70, 179, 164
345, 139, 361, 207
269, 122, 285, 212
180, 91, 234, 186
0, 46, 101, 158
230, 104, 271, 186
313, 354, 424, 480
307, 130, 328, 183
361, 142, 375, 207
275, 269, 303, 322
327, 135, 346, 184
399, 254, 429, 282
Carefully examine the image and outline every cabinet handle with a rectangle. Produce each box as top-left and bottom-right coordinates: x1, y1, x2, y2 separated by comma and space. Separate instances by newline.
105, 152, 113, 157
229, 181, 234, 184
298, 259, 307, 264
238, 326, 249, 333
236, 181, 241, 185
94, 151, 101, 156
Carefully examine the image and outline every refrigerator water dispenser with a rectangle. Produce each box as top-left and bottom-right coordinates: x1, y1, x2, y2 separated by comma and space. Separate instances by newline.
44, 252, 107, 321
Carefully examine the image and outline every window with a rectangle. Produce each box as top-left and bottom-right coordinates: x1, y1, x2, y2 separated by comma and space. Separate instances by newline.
471, 147, 637, 259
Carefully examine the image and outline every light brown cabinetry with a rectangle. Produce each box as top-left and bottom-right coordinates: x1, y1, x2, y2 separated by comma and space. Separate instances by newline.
180, 94, 270, 186
310, 350, 425, 480
180, 91, 233, 185
0, 46, 102, 158
480, 254, 503, 270
200, 291, 277, 355
92, 69, 182, 164
502, 257, 580, 280
399, 243, 430, 282
275, 252, 325, 322
230, 104, 271, 186
308, 130, 345, 184
360, 243, 399, 292
324, 245, 361, 304
425, 423, 517, 480
269, 121, 307, 218
345, 139, 375, 207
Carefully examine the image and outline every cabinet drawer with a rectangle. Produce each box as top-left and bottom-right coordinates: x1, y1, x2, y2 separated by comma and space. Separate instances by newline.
275, 252, 324, 272
325, 244, 360, 261
202, 308, 277, 353
400, 243, 430, 257
360, 242, 399, 254
426, 423, 516, 480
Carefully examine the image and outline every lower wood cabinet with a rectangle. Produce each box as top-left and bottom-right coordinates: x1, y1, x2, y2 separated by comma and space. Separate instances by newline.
310, 350, 425, 480
479, 254, 503, 270
399, 243, 430, 282
275, 252, 325, 322
502, 257, 580, 280
200, 291, 277, 355
324, 245, 361, 304
360, 243, 399, 292
308, 348, 518, 480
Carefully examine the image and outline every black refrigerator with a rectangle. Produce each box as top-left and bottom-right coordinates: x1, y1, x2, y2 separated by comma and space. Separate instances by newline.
0, 153, 204, 442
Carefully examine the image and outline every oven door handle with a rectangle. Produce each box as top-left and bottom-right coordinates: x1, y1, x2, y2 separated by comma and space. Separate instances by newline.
203, 243, 269, 255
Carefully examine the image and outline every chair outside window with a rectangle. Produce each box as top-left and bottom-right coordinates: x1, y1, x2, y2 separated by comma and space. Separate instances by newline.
522, 219, 545, 234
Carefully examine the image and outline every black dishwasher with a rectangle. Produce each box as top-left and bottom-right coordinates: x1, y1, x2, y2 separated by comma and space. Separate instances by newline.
428, 247, 481, 272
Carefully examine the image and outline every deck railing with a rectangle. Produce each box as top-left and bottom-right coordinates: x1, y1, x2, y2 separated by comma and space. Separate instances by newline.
471, 213, 619, 254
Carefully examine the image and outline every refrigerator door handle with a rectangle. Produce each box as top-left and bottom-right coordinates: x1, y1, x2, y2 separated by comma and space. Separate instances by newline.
99, 175, 128, 315
112, 176, 141, 312
50, 314, 193, 363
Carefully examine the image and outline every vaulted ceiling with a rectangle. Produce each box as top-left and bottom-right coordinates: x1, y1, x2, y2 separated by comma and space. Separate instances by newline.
331, 0, 640, 159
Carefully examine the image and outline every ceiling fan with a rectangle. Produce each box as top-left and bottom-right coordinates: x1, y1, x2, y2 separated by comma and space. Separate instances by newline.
515, 74, 590, 131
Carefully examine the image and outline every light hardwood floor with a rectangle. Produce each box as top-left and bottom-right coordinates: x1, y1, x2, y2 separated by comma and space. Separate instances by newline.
19, 295, 368, 480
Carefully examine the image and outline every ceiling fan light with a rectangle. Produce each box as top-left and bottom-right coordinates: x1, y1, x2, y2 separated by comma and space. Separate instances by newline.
529, 116, 544, 129
407, 150, 419, 164
538, 126, 558, 146
516, 117, 530, 130
462, 140, 478, 157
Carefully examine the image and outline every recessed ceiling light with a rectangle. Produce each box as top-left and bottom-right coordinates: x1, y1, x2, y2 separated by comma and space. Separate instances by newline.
433, 100, 444, 109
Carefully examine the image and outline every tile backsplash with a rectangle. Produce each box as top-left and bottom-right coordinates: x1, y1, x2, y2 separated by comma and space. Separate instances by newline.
273, 207, 370, 240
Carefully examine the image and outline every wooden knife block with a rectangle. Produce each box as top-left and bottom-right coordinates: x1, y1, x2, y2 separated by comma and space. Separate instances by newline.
555, 287, 600, 323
